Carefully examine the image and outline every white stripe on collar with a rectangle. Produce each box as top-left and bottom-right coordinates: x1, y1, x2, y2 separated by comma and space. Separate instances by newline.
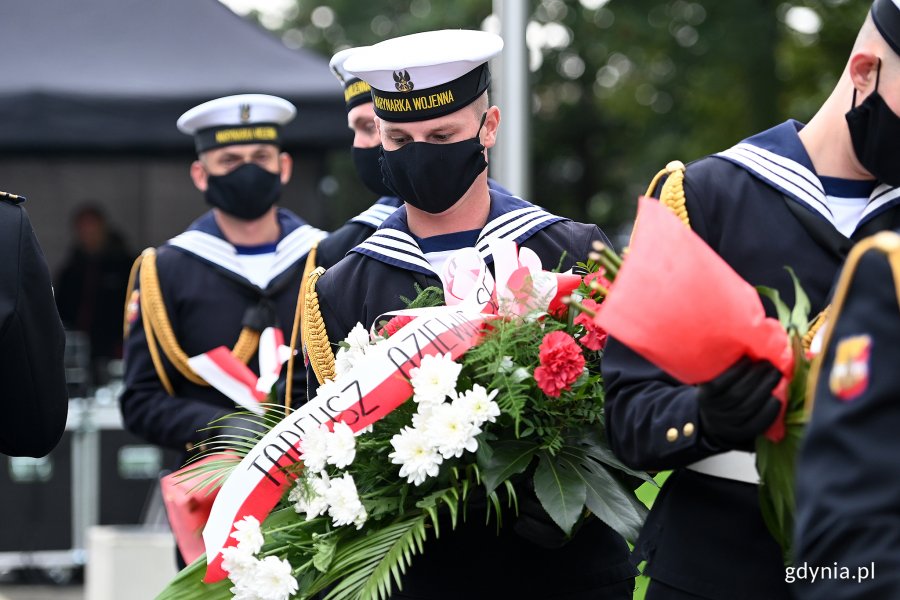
862, 185, 900, 220
718, 143, 900, 234
350, 203, 400, 228
717, 144, 832, 221
353, 205, 561, 274
168, 224, 326, 288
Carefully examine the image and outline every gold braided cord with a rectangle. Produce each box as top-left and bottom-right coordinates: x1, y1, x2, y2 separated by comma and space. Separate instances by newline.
139, 249, 208, 386
654, 160, 690, 228
806, 231, 900, 412
123, 253, 144, 339
232, 329, 261, 364
802, 307, 829, 354
139, 278, 176, 396
138, 248, 261, 390
285, 242, 321, 410
302, 267, 336, 385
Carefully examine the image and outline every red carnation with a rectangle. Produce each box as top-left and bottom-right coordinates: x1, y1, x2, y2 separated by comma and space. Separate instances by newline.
534, 331, 586, 397
378, 315, 414, 338
584, 268, 613, 296
574, 299, 608, 351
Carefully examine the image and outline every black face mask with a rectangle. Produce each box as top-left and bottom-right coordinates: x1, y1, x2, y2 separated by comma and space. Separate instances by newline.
204, 162, 283, 221
380, 114, 489, 214
352, 145, 394, 197
846, 60, 900, 186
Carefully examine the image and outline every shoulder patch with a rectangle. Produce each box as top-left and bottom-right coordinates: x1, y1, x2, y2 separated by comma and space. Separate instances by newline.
828, 334, 871, 401
126, 289, 141, 326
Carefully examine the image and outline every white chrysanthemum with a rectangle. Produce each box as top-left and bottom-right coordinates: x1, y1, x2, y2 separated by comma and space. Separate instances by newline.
389, 426, 442, 486
222, 545, 257, 586
315, 379, 344, 401
455, 384, 501, 426
326, 421, 356, 468
499, 355, 515, 373
343, 322, 371, 354
299, 424, 330, 473
250, 555, 299, 600
230, 515, 264, 555
334, 346, 364, 378
409, 353, 462, 405
324, 473, 367, 529
411, 402, 437, 429
422, 402, 482, 459
288, 471, 330, 520
230, 582, 264, 600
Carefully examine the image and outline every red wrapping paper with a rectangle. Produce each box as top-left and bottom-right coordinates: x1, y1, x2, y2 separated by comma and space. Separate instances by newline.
160, 456, 223, 564
595, 197, 793, 441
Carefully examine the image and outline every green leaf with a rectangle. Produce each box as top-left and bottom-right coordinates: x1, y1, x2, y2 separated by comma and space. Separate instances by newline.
756, 285, 791, 327
785, 266, 811, 336
533, 452, 587, 536
577, 430, 654, 484
478, 440, 539, 493
560, 449, 648, 543
154, 553, 232, 600
313, 535, 337, 572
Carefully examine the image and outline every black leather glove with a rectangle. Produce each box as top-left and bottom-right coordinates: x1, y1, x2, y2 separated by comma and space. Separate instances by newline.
513, 479, 576, 549
697, 357, 782, 449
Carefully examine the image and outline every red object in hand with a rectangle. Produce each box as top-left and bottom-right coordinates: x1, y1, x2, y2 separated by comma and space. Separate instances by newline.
534, 331, 586, 397
595, 197, 793, 441
160, 456, 224, 565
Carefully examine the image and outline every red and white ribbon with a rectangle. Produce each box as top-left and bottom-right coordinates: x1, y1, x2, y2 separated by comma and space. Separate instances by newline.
187, 327, 291, 415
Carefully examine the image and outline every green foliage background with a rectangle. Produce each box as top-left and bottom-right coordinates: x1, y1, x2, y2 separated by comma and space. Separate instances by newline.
245, 0, 869, 235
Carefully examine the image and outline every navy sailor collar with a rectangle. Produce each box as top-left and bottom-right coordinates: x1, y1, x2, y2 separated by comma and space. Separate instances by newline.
349, 196, 403, 229
166, 208, 327, 289
715, 120, 900, 234
350, 190, 566, 275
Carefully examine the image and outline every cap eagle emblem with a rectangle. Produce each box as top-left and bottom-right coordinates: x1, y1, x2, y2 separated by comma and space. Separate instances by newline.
393, 70, 414, 93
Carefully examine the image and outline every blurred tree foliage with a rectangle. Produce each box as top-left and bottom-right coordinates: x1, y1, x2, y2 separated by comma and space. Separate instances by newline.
245, 0, 870, 234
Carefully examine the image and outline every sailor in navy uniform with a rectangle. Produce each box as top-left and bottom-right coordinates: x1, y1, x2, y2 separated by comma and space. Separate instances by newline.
0, 190, 68, 458
602, 2, 900, 598
302, 30, 635, 600
314, 47, 511, 270
793, 231, 900, 599
120, 95, 325, 467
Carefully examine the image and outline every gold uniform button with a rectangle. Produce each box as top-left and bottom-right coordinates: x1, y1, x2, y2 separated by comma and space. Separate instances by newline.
666, 427, 679, 442
683, 422, 695, 437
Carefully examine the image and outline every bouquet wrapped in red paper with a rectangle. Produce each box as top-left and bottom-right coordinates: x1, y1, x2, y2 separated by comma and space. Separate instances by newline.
588, 197, 811, 561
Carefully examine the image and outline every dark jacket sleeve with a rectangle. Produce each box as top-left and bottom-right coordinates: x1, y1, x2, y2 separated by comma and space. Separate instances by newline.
119, 265, 231, 452
0, 204, 68, 457
793, 248, 900, 599
601, 167, 720, 470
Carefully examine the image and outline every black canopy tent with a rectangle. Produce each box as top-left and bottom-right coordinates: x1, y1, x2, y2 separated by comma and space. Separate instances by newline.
0, 0, 360, 274
0, 0, 348, 153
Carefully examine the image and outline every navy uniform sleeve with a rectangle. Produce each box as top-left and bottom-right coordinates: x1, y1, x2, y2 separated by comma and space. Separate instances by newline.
119, 261, 231, 452
602, 170, 720, 470
0, 204, 68, 457
793, 244, 900, 599
315, 222, 373, 270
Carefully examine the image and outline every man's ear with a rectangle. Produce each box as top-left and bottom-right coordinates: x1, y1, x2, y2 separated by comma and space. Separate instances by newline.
481, 106, 501, 150
279, 152, 293, 184
848, 52, 880, 103
189, 160, 208, 192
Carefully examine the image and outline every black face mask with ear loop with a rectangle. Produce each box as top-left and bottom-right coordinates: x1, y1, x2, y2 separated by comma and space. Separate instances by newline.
379, 112, 489, 214
203, 163, 283, 221
845, 59, 900, 186
352, 145, 395, 197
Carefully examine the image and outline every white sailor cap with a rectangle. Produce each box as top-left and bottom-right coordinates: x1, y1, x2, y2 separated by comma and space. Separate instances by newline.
176, 94, 296, 153
872, 0, 900, 56
343, 29, 504, 122
329, 47, 375, 112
